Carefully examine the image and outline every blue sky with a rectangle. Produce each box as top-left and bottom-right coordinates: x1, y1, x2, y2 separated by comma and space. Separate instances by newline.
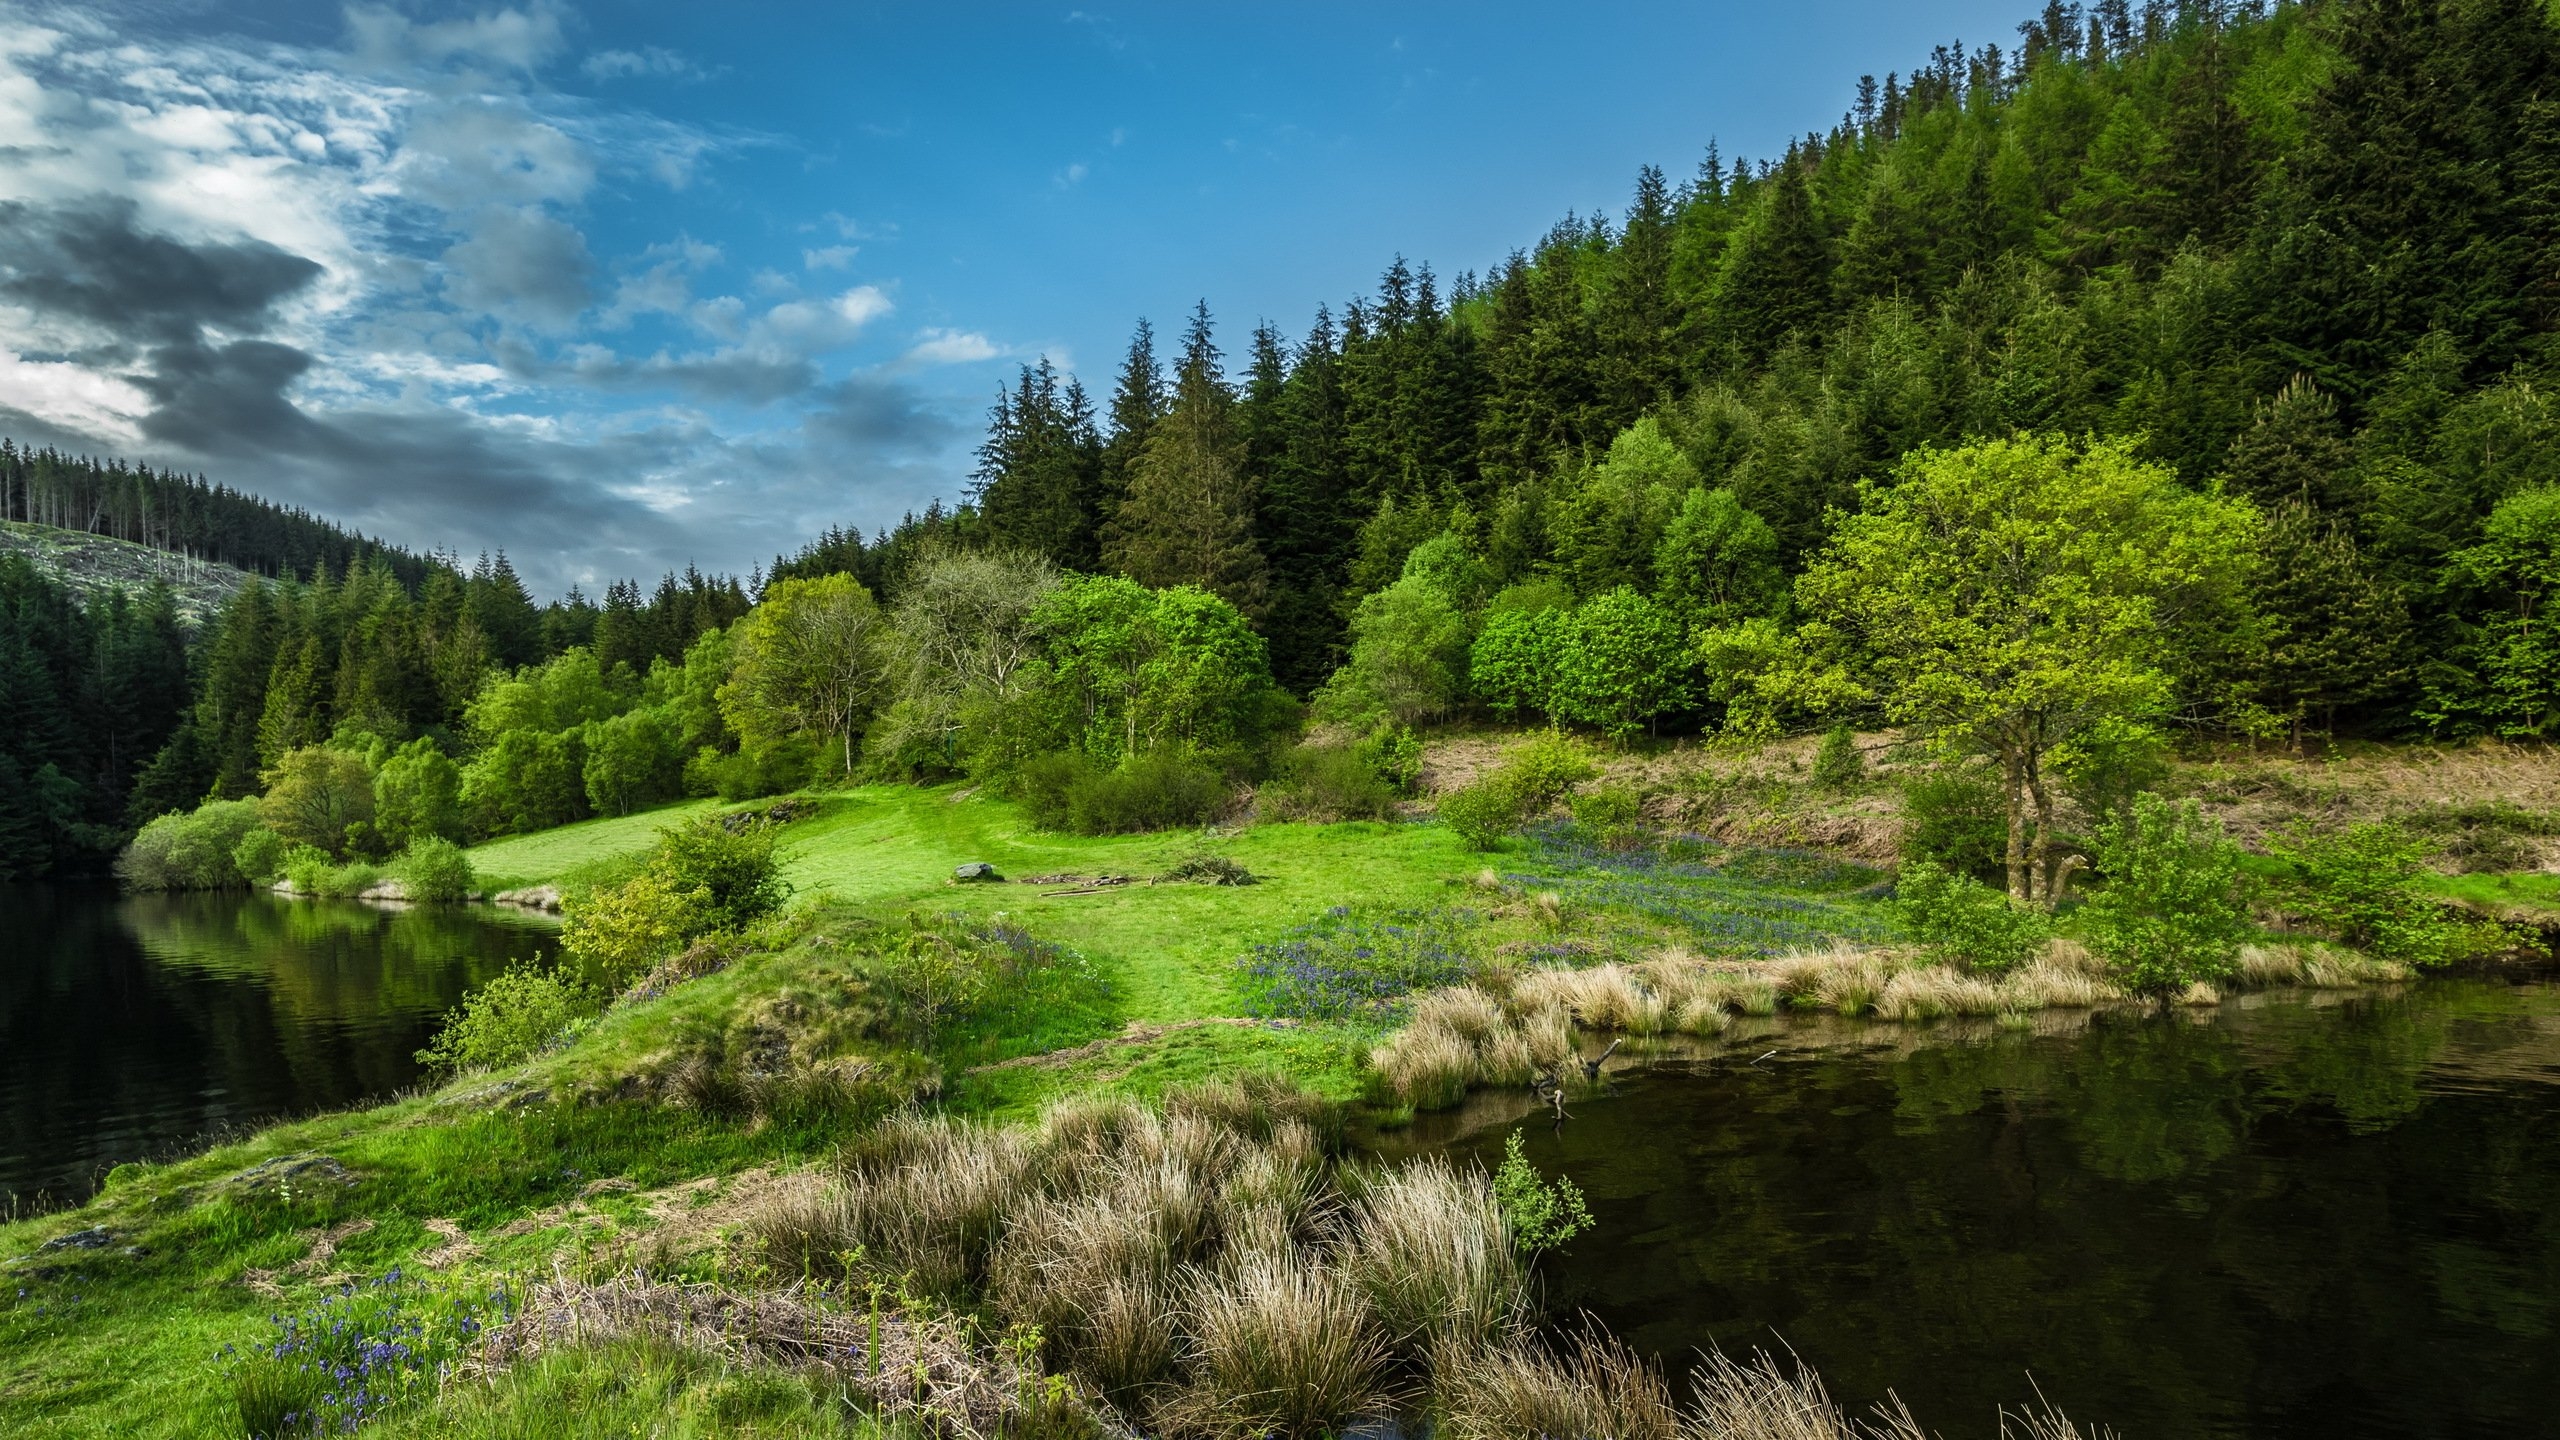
0, 1, 2022, 594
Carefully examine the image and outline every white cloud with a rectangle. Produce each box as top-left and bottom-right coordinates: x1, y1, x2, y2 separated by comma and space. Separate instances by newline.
802, 244, 857, 270
581, 46, 702, 82
903, 328, 1000, 366
1057, 161, 1088, 187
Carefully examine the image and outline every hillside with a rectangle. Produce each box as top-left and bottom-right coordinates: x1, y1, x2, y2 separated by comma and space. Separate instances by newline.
0, 519, 259, 625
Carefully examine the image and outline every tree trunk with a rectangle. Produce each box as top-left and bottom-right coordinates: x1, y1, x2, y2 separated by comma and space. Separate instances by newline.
2026, 759, 2058, 910
2002, 749, 2030, 903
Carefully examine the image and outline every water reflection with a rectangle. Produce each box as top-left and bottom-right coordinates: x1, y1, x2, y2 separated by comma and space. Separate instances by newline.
0, 884, 554, 1203
1386, 981, 2560, 1440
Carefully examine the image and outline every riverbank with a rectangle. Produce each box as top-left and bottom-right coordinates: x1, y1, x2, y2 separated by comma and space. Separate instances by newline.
9, 741, 2550, 1437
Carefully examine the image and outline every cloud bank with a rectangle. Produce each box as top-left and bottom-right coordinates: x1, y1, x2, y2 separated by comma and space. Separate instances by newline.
0, 4, 1002, 593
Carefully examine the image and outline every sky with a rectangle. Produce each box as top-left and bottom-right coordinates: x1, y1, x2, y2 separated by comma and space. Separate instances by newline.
0, 0, 2026, 596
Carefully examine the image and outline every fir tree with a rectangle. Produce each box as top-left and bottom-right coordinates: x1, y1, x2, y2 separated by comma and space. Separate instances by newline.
1105, 303, 1270, 614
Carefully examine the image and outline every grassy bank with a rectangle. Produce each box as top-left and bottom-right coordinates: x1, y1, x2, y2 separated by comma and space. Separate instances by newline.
11, 732, 2547, 1437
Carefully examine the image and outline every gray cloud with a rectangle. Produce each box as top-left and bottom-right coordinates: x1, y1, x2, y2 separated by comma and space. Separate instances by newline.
441, 207, 596, 328
0, 196, 322, 353
805, 373, 968, 456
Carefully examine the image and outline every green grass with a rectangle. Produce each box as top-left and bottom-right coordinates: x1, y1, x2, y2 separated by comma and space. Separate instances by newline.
3, 786, 1906, 1439
464, 798, 725, 891
2418, 869, 2560, 920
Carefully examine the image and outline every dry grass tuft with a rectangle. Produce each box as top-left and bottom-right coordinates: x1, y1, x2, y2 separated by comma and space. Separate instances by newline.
1167, 1252, 1389, 1439
1438, 1328, 1685, 1440
1340, 1158, 1524, 1352
1873, 965, 2007, 1021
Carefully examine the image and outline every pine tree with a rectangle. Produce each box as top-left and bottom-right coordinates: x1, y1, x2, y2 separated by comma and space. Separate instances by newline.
2224, 375, 2358, 511
2257, 500, 2412, 744
1601, 165, 1682, 417
1104, 303, 1270, 614
466, 551, 543, 669
1717, 149, 1834, 363
1100, 320, 1167, 531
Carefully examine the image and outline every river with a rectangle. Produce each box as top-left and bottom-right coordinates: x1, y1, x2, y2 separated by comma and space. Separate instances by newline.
0, 883, 556, 1206
1388, 977, 2560, 1440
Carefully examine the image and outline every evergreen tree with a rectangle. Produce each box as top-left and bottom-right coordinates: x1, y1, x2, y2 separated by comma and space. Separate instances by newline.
1100, 319, 1167, 530
1104, 303, 1270, 614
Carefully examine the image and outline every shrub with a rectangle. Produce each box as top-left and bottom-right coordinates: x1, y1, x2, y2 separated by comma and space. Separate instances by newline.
561, 869, 705, 988
1438, 782, 1522, 851
1259, 745, 1397, 823
1550, 588, 1692, 743
282, 846, 379, 898
1494, 729, 1598, 814
1314, 575, 1471, 728
1491, 1130, 1592, 1252
654, 813, 791, 931
1812, 725, 1864, 790
397, 836, 476, 902
372, 737, 464, 850
2080, 793, 2251, 996
230, 826, 290, 886
685, 739, 812, 802
1901, 766, 2008, 883
416, 962, 594, 1074
1896, 860, 2049, 975
1569, 784, 1647, 849
1024, 750, 1229, 835
1353, 722, 1424, 795
118, 799, 268, 891
2270, 821, 2494, 968
1470, 608, 1560, 722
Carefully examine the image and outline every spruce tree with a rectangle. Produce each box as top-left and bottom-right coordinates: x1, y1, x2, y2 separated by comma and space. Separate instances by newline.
1100, 319, 1167, 531
1104, 303, 1269, 614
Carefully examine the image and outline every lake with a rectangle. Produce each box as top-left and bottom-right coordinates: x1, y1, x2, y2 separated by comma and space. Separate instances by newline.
1390, 978, 2560, 1440
0, 884, 556, 1205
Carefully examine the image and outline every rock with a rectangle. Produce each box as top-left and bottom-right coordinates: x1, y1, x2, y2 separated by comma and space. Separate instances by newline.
493, 885, 564, 913
952, 862, 1003, 883
217, 1152, 358, 1197
357, 877, 410, 902
38, 1227, 112, 1253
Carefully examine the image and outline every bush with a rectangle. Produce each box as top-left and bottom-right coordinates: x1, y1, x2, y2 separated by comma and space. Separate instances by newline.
2080, 794, 2250, 996
685, 739, 812, 802
1550, 588, 1692, 743
1494, 730, 1598, 814
415, 962, 594, 1074
654, 813, 791, 931
1439, 782, 1522, 851
1354, 722, 1424, 795
258, 745, 377, 857
283, 847, 379, 899
231, 826, 290, 886
1260, 745, 1398, 823
1491, 1130, 1592, 1253
1901, 767, 2008, 884
1568, 784, 1647, 849
561, 868, 704, 988
1812, 725, 1864, 790
117, 799, 267, 891
372, 737, 464, 850
1896, 860, 2049, 975
2271, 821, 2494, 968
1023, 750, 1229, 835
396, 836, 476, 902
1470, 609, 1560, 722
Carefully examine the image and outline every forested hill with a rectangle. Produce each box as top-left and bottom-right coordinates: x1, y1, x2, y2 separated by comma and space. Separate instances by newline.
0, 441, 432, 588
918, 0, 2560, 734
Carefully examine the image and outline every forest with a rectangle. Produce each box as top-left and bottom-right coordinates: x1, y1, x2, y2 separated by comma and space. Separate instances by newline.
9, 0, 2560, 884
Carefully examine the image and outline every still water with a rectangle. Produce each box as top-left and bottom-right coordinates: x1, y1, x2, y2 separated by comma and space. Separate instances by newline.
0, 884, 555, 1204
1395, 980, 2560, 1440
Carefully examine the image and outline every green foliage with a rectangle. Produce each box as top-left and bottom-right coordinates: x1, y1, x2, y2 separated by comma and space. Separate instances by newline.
1550, 587, 1692, 743
415, 961, 594, 1074
1569, 783, 1646, 849
2270, 822, 2492, 968
1259, 744, 1398, 823
2436, 486, 2560, 736
1468, 607, 1561, 722
396, 835, 476, 902
116, 798, 266, 890
2053, 719, 2171, 827
1895, 859, 2050, 976
1655, 485, 1786, 625
1492, 729, 1599, 814
460, 728, 589, 838
283, 845, 380, 898
1900, 767, 2009, 884
1437, 782, 1522, 852
653, 813, 792, 932
258, 745, 377, 857
231, 824, 289, 885
372, 737, 463, 850
581, 708, 685, 817
1020, 749, 1230, 835
560, 867, 704, 987
685, 737, 811, 802
1811, 725, 1864, 791
1353, 722, 1424, 795
1798, 434, 2261, 900
720, 574, 892, 777
2080, 795, 2251, 996
1314, 574, 1472, 727
226, 1271, 520, 1437
1491, 1130, 1593, 1253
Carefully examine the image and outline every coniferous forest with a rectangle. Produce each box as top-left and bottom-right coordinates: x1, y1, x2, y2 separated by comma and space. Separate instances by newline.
10, 0, 2560, 880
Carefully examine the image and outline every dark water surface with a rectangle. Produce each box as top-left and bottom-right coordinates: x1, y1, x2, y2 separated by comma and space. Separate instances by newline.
0, 884, 555, 1204
1390, 981, 2560, 1440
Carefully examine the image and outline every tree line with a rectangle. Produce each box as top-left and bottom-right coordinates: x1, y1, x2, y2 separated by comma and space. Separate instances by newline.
0, 441, 435, 588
